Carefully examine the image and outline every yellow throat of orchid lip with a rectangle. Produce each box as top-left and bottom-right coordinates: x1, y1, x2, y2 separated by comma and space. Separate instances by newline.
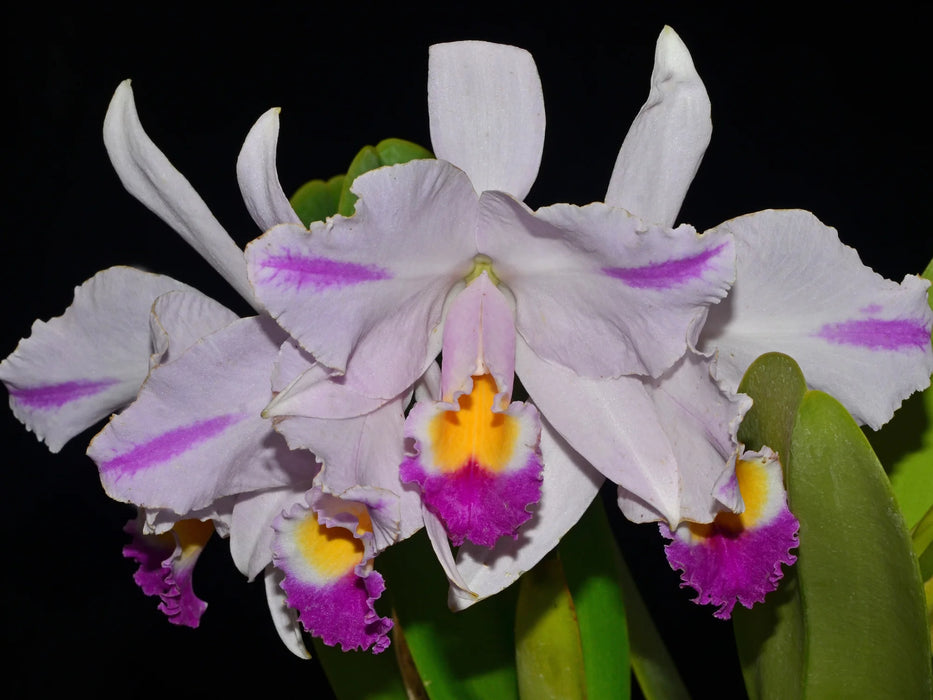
429, 374, 518, 474
688, 456, 772, 538
172, 518, 214, 559
295, 509, 368, 580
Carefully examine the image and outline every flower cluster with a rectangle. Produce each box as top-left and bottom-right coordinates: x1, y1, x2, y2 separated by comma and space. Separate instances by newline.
2, 27, 931, 659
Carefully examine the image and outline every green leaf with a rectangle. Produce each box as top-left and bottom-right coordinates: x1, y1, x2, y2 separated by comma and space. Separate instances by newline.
337, 138, 433, 216
338, 146, 382, 216
866, 258, 933, 529
311, 637, 410, 700
868, 385, 933, 529
913, 505, 933, 579
375, 138, 433, 167
289, 174, 345, 226
378, 531, 519, 700
613, 550, 689, 700
558, 498, 630, 700
732, 352, 808, 699
515, 552, 586, 700
734, 353, 932, 697
735, 352, 809, 457
786, 391, 932, 697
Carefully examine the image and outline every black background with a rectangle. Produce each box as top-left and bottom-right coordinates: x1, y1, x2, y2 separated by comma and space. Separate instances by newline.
4, 3, 931, 696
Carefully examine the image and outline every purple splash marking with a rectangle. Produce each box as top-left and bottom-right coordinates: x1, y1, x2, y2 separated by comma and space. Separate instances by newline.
859, 304, 883, 314
604, 242, 727, 289
9, 378, 120, 409
100, 413, 244, 476
816, 318, 930, 351
258, 250, 390, 291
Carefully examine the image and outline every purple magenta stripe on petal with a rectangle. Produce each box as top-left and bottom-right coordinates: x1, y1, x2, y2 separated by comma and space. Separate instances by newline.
604, 242, 728, 289
99, 413, 245, 476
9, 378, 120, 409
816, 318, 931, 351
258, 251, 390, 291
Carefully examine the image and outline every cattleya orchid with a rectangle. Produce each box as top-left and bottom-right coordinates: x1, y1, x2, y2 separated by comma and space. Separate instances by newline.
600, 29, 933, 615
0, 25, 930, 689
0, 79, 415, 657
244, 37, 752, 604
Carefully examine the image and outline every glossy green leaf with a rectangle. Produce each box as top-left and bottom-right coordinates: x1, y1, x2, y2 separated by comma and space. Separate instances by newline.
868, 386, 933, 530
375, 138, 433, 167
338, 138, 433, 216
735, 352, 809, 457
378, 530, 519, 700
515, 552, 586, 700
311, 637, 409, 700
787, 390, 932, 697
289, 174, 345, 226
914, 505, 933, 579
734, 353, 932, 697
866, 259, 933, 529
613, 549, 689, 700
558, 497, 630, 700
732, 353, 808, 699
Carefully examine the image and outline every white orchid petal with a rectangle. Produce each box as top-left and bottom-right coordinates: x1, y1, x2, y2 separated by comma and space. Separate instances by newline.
606, 26, 711, 227
0, 267, 194, 452
264, 565, 312, 659
237, 107, 303, 231
429, 41, 545, 199
700, 209, 933, 429
103, 80, 255, 303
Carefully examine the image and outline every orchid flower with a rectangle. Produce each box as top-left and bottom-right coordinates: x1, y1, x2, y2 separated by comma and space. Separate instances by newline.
245, 37, 745, 604
601, 28, 933, 616
0, 81, 414, 657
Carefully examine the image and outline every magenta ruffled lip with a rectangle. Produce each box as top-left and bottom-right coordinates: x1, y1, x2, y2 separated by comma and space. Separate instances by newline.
401, 454, 543, 547
661, 506, 800, 619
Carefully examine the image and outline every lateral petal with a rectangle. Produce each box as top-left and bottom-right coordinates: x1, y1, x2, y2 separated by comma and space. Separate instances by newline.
103, 80, 255, 302
515, 338, 681, 524
482, 195, 735, 379
616, 350, 749, 525
699, 209, 933, 429
246, 159, 478, 398
149, 289, 239, 367
237, 107, 304, 231
606, 26, 712, 227
0, 267, 193, 452
428, 41, 545, 199
88, 316, 313, 515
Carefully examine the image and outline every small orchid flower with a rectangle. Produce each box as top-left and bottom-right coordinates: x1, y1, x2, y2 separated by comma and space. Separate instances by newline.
602, 28, 932, 617
246, 37, 741, 599
123, 514, 214, 627
1, 81, 409, 656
